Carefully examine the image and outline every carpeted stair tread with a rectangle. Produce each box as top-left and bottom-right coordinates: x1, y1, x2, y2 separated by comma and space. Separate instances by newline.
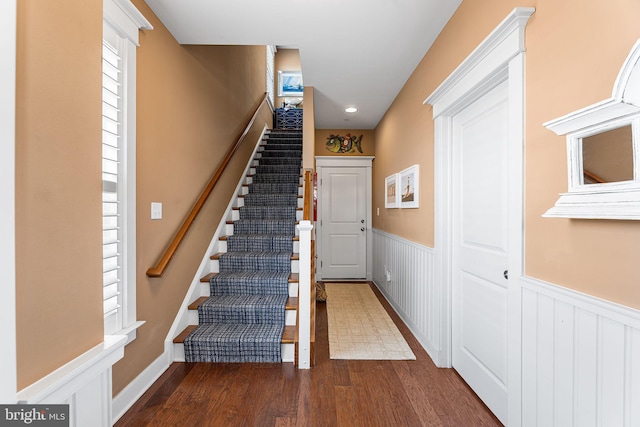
218, 251, 293, 273
231, 219, 297, 235
189, 296, 297, 311
242, 193, 298, 205
257, 157, 302, 165
200, 272, 299, 283
226, 234, 293, 252
183, 323, 285, 363
259, 150, 302, 158
209, 271, 290, 295
198, 294, 287, 324
239, 205, 297, 220
250, 174, 301, 185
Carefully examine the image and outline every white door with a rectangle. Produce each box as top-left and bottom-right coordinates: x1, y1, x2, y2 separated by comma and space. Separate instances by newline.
319, 167, 367, 279
452, 80, 510, 424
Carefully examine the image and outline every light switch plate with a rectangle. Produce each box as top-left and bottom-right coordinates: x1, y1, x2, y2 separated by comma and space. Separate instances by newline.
151, 202, 162, 220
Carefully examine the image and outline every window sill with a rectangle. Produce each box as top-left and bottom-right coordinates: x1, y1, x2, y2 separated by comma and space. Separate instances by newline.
109, 320, 146, 346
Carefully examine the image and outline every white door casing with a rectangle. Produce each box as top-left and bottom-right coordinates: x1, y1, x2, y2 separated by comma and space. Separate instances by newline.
424, 7, 533, 426
315, 156, 374, 281
452, 80, 509, 423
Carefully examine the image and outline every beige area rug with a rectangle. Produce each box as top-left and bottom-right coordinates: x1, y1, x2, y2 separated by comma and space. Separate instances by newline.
325, 283, 416, 360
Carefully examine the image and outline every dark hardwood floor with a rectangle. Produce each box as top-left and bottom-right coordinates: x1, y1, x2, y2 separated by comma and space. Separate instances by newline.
116, 283, 501, 426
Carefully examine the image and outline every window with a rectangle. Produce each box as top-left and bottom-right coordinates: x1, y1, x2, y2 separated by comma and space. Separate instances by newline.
543, 38, 640, 220
103, 0, 151, 340
266, 45, 276, 106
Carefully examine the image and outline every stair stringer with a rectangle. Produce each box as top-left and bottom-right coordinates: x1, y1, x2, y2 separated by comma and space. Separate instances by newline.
164, 125, 298, 363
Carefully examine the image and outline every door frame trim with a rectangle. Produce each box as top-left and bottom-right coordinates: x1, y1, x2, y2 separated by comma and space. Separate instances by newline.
315, 156, 374, 281
424, 7, 534, 426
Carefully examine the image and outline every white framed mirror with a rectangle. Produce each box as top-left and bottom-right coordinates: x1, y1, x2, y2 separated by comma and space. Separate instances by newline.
543, 39, 640, 220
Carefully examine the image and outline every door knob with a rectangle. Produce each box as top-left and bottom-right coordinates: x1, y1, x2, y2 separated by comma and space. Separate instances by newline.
361, 227, 365, 232
361, 219, 365, 223
503, 270, 508, 280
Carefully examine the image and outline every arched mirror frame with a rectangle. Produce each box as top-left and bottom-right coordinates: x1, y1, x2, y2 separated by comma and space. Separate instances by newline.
544, 39, 640, 220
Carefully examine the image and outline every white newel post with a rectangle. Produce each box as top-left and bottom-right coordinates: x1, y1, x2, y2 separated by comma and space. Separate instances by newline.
296, 220, 313, 369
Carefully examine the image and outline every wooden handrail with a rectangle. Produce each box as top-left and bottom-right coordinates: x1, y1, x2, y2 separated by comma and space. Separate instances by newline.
147, 93, 272, 277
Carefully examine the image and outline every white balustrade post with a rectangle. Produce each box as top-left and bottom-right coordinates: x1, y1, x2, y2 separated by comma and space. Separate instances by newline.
296, 220, 313, 369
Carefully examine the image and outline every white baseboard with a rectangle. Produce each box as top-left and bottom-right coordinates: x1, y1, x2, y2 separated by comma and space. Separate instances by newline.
111, 349, 171, 424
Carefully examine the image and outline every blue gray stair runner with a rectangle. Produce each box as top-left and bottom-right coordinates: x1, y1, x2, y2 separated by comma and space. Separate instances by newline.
183, 130, 302, 362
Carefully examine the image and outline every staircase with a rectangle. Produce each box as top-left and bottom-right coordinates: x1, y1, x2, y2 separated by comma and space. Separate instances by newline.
173, 129, 303, 363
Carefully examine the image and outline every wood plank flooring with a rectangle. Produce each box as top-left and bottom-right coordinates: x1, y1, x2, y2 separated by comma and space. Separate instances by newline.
116, 283, 501, 427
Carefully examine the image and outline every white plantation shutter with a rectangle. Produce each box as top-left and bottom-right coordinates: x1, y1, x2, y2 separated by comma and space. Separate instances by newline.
266, 45, 276, 106
102, 40, 122, 334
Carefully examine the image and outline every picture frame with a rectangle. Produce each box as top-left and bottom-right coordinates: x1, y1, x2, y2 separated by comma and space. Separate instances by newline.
385, 174, 399, 208
278, 70, 304, 97
399, 165, 419, 208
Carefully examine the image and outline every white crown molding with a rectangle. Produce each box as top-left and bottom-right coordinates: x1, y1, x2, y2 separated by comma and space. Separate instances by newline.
104, 0, 152, 45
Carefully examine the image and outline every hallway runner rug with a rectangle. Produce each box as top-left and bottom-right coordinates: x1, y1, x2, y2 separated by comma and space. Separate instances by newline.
325, 283, 415, 360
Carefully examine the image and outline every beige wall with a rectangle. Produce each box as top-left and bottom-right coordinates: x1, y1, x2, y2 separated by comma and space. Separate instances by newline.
375, 0, 640, 308
275, 48, 302, 108
15, 0, 104, 390
315, 129, 375, 157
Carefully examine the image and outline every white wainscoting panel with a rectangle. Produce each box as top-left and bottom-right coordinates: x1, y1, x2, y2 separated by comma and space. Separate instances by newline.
372, 229, 441, 363
521, 277, 640, 427
16, 335, 126, 427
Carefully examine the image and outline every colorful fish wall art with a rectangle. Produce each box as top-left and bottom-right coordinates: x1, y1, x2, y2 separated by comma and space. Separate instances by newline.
325, 133, 363, 154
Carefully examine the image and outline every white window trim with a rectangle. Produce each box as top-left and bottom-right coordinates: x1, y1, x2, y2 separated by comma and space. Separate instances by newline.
103, 0, 152, 343
544, 38, 640, 220
266, 45, 277, 107
1, 0, 17, 403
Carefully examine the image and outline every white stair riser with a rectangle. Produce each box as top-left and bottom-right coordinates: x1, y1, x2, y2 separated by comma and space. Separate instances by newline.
285, 310, 297, 326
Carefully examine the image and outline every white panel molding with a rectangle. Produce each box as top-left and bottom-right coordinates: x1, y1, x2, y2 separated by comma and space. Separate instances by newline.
521, 275, 640, 427
371, 229, 442, 364
16, 335, 126, 427
112, 349, 172, 424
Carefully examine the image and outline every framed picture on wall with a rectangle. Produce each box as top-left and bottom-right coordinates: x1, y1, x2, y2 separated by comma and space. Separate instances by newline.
385, 174, 399, 208
278, 71, 304, 97
399, 165, 419, 208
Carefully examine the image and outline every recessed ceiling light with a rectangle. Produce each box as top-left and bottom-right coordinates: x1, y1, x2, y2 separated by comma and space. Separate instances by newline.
345, 107, 358, 113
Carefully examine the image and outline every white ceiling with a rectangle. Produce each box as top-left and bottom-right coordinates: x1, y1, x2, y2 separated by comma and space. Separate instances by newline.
144, 0, 462, 129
